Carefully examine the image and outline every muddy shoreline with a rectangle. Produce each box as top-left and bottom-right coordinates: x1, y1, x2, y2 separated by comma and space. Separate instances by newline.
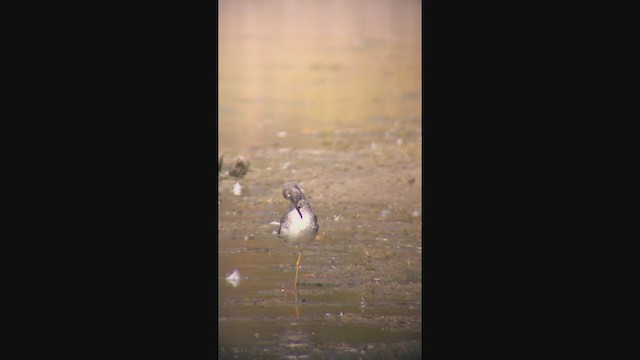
219, 128, 421, 359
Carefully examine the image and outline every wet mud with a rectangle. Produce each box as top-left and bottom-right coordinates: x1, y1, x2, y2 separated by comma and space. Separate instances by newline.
219, 0, 421, 357
219, 125, 422, 359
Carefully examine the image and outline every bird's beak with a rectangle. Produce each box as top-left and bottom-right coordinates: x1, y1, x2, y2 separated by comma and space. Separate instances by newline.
295, 206, 303, 219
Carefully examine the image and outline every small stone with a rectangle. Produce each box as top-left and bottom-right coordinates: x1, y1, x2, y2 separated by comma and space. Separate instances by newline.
232, 183, 242, 196
229, 156, 250, 178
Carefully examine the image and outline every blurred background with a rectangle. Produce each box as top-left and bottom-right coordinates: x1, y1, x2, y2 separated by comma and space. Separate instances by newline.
219, 0, 421, 151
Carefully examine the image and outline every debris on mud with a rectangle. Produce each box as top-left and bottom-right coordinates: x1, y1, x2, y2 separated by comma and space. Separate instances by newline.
229, 155, 250, 178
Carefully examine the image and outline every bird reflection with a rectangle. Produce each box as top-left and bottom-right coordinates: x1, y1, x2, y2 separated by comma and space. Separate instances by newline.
278, 323, 312, 359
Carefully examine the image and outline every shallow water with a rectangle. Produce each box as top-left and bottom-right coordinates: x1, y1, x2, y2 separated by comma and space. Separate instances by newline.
219, 0, 422, 358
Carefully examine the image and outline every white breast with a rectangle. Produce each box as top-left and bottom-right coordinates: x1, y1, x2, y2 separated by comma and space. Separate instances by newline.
279, 208, 317, 246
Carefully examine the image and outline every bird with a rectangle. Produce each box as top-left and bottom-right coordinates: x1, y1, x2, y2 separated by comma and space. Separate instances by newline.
278, 183, 319, 297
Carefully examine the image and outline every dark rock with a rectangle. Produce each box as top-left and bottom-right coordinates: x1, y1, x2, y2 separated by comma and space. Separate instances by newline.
229, 155, 250, 178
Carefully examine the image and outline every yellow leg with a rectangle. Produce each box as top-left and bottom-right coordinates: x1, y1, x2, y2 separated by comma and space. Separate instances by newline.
294, 251, 302, 291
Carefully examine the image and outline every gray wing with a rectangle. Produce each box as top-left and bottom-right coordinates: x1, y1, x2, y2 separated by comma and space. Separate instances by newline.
312, 212, 319, 232
277, 211, 288, 237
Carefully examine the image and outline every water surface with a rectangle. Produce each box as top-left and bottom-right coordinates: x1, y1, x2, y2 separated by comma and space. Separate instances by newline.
219, 1, 422, 358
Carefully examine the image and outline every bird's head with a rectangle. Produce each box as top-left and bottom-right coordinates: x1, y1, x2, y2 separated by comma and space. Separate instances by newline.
283, 183, 306, 218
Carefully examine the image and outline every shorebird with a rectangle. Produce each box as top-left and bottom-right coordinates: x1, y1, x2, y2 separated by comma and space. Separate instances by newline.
278, 183, 319, 295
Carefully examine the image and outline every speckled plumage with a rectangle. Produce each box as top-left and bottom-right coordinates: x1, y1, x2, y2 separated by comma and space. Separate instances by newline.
278, 183, 318, 248
277, 183, 319, 295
